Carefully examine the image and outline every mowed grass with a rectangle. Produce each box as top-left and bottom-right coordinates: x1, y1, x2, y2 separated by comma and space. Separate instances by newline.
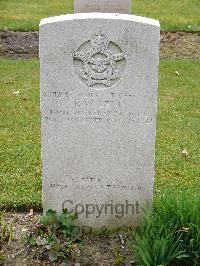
0, 0, 72, 31
155, 60, 200, 194
134, 0, 200, 31
0, 0, 199, 31
0, 59, 41, 210
0, 59, 200, 210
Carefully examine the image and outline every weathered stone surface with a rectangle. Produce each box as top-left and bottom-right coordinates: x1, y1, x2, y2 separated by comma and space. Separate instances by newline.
74, 0, 131, 14
40, 13, 160, 228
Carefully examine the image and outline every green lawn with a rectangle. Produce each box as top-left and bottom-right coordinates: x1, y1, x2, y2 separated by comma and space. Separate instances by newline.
0, 59, 199, 210
0, 0, 199, 31
0, 59, 41, 210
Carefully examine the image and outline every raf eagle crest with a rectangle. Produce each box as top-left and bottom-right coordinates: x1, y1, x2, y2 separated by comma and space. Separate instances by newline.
72, 32, 126, 88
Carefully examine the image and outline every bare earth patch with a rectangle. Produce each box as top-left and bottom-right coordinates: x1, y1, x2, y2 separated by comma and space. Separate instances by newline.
0, 31, 199, 59
1, 212, 133, 266
160, 31, 200, 59
0, 31, 39, 58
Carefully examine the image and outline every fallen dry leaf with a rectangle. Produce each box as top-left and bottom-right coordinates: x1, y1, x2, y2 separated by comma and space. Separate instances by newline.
119, 233, 125, 246
12, 90, 20, 96
175, 71, 180, 76
29, 209, 34, 216
182, 149, 189, 157
178, 227, 190, 232
182, 227, 190, 232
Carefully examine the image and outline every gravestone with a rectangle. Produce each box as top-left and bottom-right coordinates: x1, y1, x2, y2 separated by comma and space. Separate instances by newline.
40, 13, 160, 228
74, 0, 131, 14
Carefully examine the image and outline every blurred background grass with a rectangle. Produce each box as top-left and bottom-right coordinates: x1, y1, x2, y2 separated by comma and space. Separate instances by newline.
0, 0, 199, 31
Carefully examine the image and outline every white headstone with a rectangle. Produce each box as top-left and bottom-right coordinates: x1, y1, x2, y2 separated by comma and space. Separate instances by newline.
74, 0, 131, 14
40, 13, 160, 229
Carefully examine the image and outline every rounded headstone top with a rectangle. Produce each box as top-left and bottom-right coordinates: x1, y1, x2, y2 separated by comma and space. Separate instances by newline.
40, 13, 160, 28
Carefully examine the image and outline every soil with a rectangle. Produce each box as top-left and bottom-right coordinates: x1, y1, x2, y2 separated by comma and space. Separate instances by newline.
0, 30, 200, 59
1, 212, 133, 266
0, 31, 39, 58
160, 31, 200, 59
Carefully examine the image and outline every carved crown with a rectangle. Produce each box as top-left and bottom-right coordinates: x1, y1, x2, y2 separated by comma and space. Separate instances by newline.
90, 33, 109, 50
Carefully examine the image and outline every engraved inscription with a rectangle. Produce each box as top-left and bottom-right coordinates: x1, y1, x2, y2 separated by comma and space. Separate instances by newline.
49, 175, 146, 192
43, 90, 154, 127
50, 182, 145, 192
72, 31, 126, 89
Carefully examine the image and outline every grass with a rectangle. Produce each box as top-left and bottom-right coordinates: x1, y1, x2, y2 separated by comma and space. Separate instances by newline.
0, 0, 199, 31
155, 60, 200, 195
133, 0, 200, 32
130, 191, 200, 265
0, 0, 72, 31
0, 59, 41, 210
0, 58, 199, 210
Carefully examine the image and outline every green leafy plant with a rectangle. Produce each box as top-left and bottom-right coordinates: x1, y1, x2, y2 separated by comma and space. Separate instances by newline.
0, 212, 13, 263
129, 190, 200, 266
26, 209, 82, 263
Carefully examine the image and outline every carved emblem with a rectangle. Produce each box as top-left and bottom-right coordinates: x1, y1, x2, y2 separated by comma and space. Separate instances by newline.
72, 32, 126, 88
